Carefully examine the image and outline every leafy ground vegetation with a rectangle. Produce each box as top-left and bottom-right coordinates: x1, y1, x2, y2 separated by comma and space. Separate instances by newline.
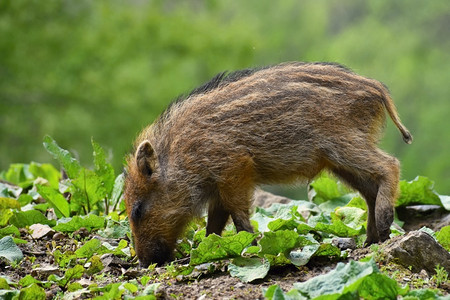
0, 137, 449, 299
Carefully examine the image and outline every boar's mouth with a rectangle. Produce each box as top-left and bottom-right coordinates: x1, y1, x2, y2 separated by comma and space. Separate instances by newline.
138, 238, 172, 268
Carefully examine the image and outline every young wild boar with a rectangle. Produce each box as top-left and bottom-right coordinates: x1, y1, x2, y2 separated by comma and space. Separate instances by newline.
124, 62, 412, 267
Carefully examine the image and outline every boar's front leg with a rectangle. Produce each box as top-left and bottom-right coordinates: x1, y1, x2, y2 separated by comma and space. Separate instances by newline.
206, 199, 230, 235
212, 154, 256, 237
216, 181, 255, 235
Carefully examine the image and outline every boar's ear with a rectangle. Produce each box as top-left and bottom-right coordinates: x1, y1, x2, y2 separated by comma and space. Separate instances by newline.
136, 140, 155, 177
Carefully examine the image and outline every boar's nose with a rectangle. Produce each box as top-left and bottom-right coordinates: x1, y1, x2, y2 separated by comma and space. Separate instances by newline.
138, 239, 172, 268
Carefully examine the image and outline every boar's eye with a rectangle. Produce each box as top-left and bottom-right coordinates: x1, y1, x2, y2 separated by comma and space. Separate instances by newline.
131, 200, 147, 224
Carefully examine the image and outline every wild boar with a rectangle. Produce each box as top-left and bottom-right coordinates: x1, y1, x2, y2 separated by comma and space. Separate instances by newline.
124, 62, 412, 267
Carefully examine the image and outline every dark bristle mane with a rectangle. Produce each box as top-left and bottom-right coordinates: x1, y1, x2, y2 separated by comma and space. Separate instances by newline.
187, 71, 228, 97
188, 67, 264, 98
162, 67, 264, 118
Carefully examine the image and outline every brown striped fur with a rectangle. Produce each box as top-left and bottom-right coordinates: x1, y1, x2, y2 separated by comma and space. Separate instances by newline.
124, 62, 412, 267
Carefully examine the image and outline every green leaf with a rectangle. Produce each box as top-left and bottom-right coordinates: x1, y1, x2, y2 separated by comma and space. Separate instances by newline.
439, 195, 450, 211
0, 225, 20, 239
92, 138, 115, 196
86, 255, 104, 275
2, 164, 33, 188
268, 206, 304, 232
111, 173, 125, 209
49, 265, 84, 288
0, 290, 19, 300
43, 135, 82, 179
93, 282, 123, 299
75, 238, 102, 258
291, 259, 407, 299
17, 194, 33, 207
259, 230, 300, 256
397, 176, 442, 207
67, 282, 84, 292
0, 198, 20, 209
141, 282, 161, 296
97, 217, 130, 239
0, 236, 23, 263
17, 283, 46, 300
313, 243, 342, 258
190, 231, 257, 265
9, 210, 55, 228
318, 195, 354, 216
334, 206, 367, 230
28, 162, 61, 189
0, 181, 22, 198
0, 277, 9, 289
264, 284, 306, 300
436, 225, 450, 251
345, 196, 368, 210
0, 209, 13, 227
2, 162, 60, 190
64, 265, 85, 283
251, 212, 273, 233
71, 168, 107, 211
314, 213, 364, 237
19, 275, 41, 287
123, 282, 139, 293
228, 257, 270, 283
309, 172, 352, 205
404, 288, 447, 299
53, 214, 105, 232
36, 185, 70, 218
288, 244, 320, 266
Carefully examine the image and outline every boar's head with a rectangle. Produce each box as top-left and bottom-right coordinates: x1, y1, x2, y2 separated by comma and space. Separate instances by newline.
124, 140, 185, 267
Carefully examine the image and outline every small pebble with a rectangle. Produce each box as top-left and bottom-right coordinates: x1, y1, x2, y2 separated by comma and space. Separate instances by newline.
52, 232, 65, 240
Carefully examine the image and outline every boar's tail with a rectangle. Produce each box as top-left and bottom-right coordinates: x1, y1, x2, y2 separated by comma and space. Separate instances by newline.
380, 85, 413, 144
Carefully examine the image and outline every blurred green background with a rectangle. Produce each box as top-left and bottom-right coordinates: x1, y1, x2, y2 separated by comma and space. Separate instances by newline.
1, 0, 449, 194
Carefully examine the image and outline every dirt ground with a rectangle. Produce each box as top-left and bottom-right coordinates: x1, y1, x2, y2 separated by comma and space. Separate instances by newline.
1, 205, 448, 299
1, 235, 446, 299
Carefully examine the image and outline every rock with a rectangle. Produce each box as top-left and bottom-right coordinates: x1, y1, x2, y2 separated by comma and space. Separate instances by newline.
73, 227, 89, 238
52, 232, 65, 240
45, 286, 61, 299
253, 189, 292, 208
332, 238, 356, 250
29, 224, 55, 239
46, 208, 58, 221
397, 205, 450, 232
77, 278, 93, 287
31, 265, 60, 277
234, 282, 245, 289
122, 267, 145, 278
100, 253, 131, 268
383, 230, 450, 275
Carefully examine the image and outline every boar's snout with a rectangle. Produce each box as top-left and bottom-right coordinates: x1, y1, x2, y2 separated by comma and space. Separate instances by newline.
137, 238, 173, 268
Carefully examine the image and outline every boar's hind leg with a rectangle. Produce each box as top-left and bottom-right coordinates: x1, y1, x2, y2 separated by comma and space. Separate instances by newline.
331, 167, 380, 244
329, 149, 399, 245
373, 152, 400, 243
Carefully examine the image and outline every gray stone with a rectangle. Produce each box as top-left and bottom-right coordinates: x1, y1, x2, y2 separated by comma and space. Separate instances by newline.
29, 224, 54, 239
31, 265, 60, 277
332, 237, 357, 250
253, 189, 292, 208
383, 230, 450, 275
